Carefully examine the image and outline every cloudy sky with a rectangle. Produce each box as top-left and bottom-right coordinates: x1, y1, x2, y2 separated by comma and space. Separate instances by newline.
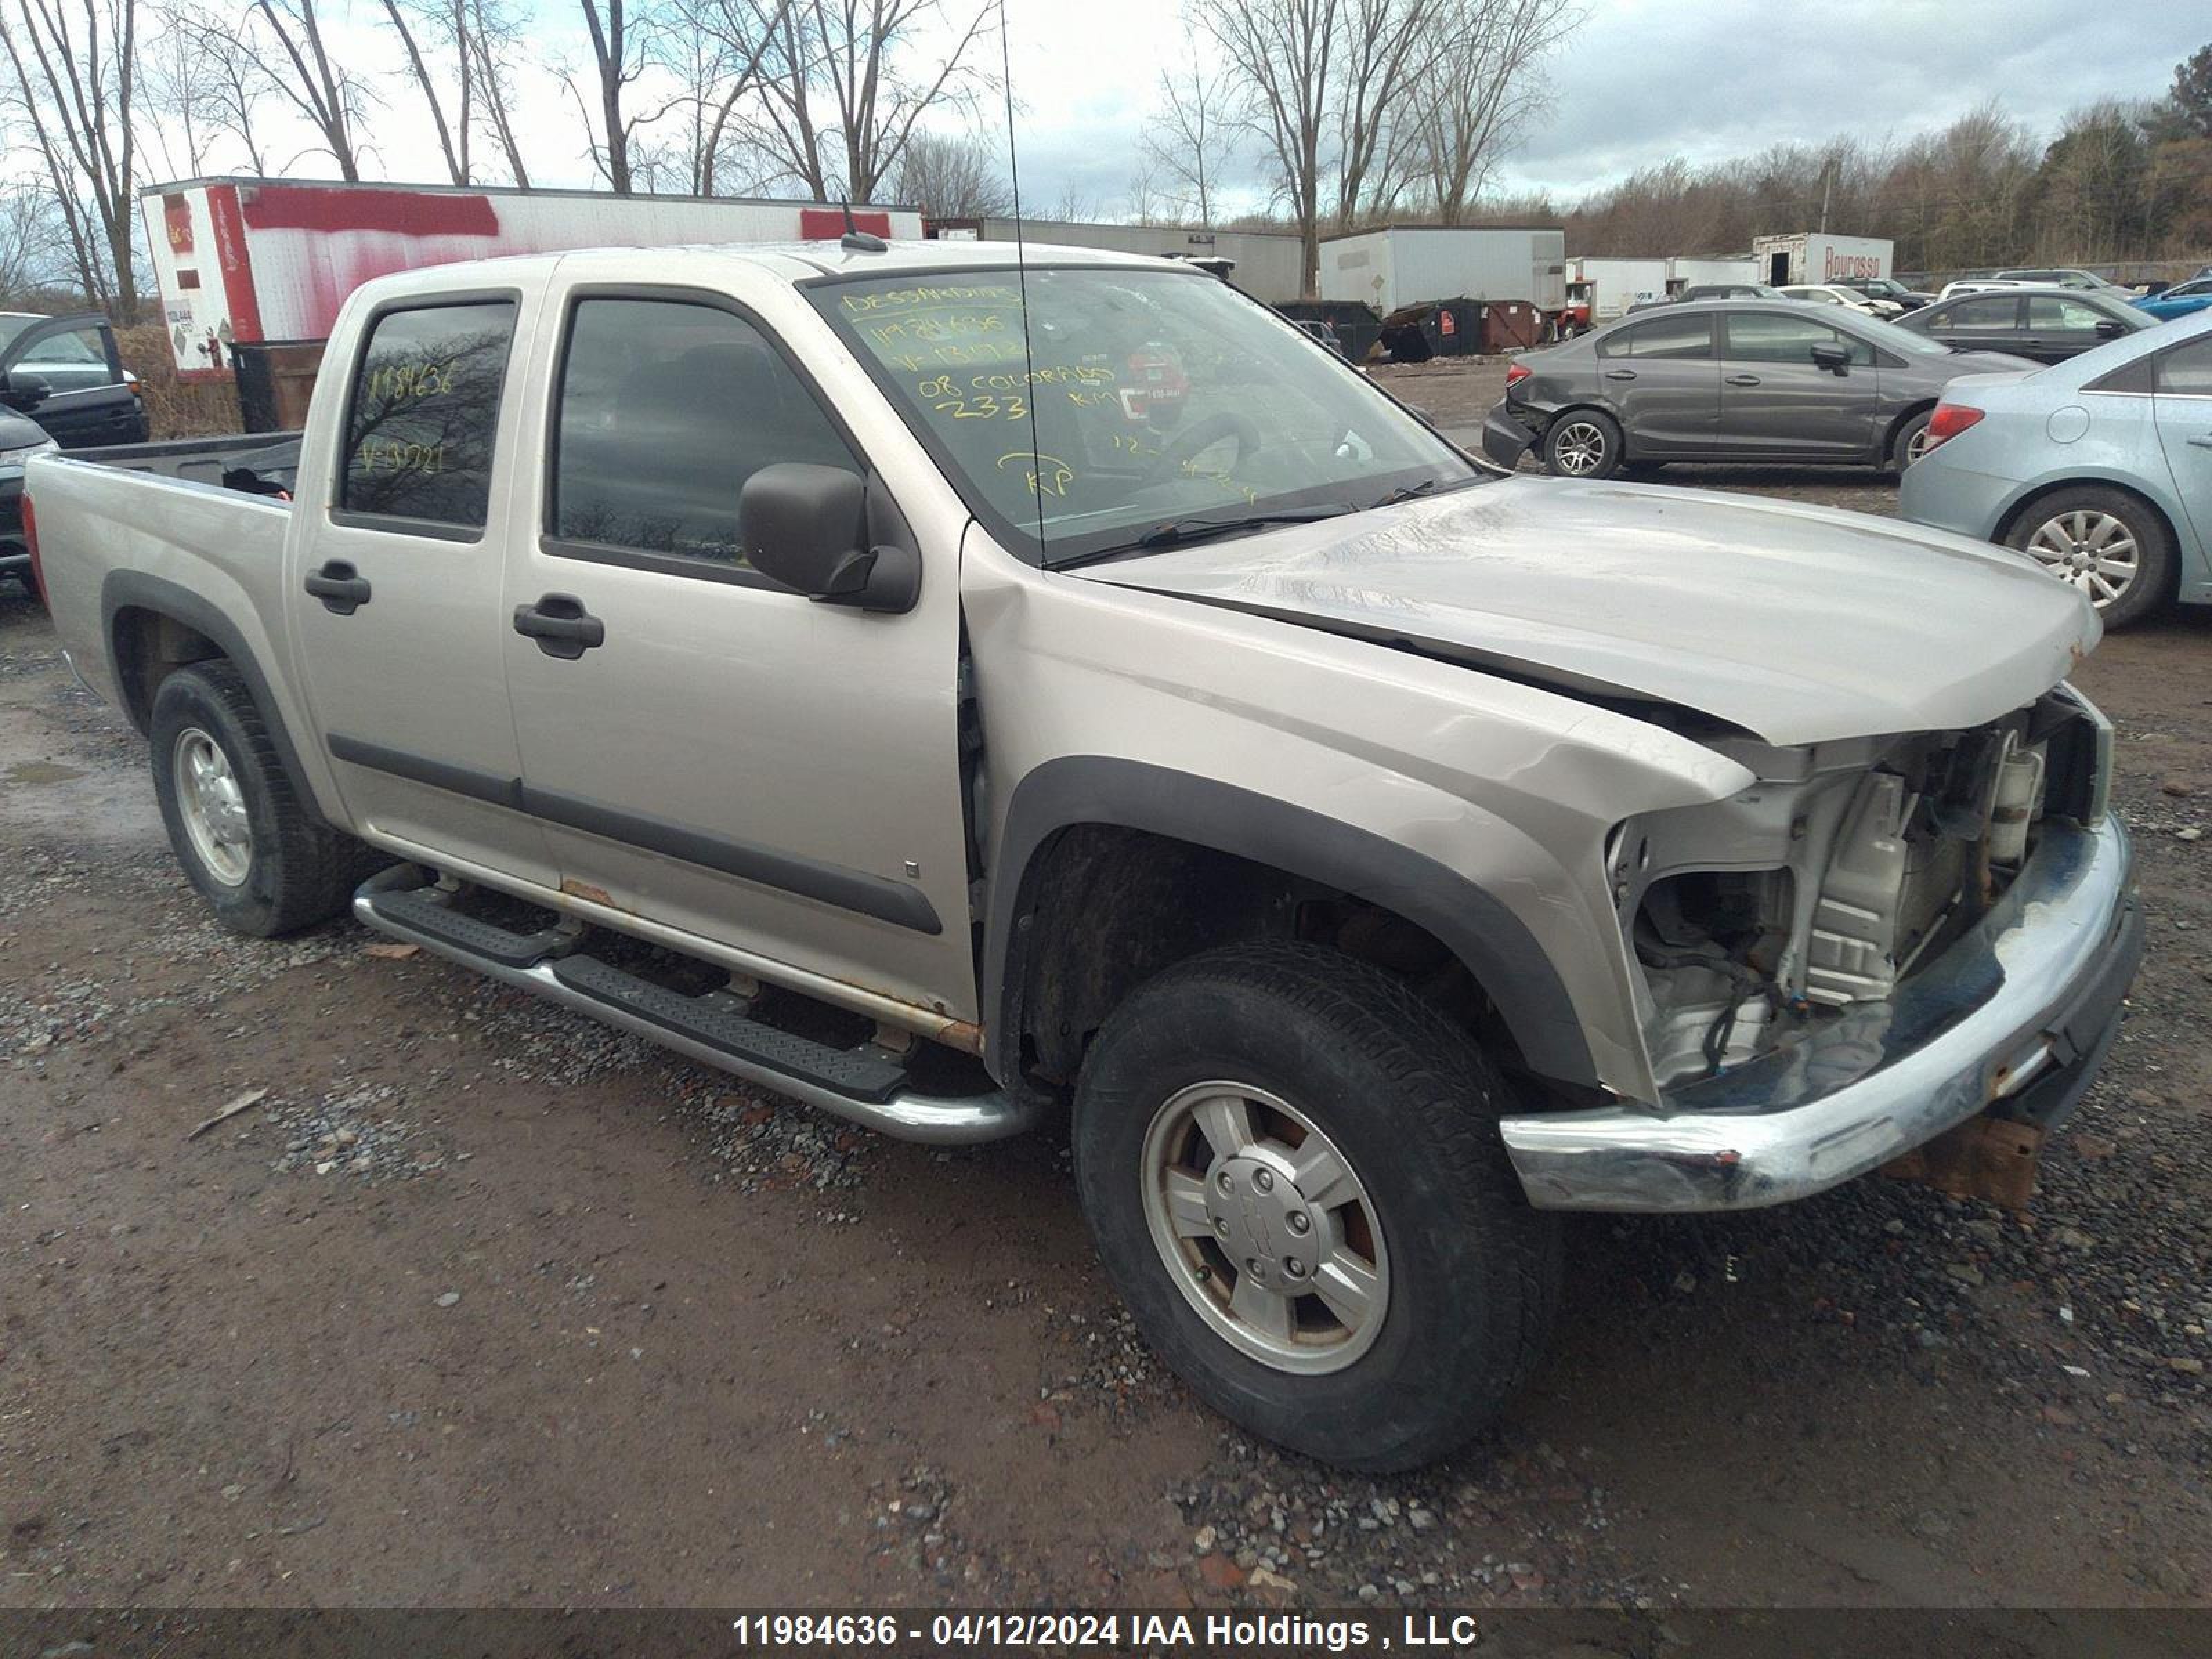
113, 1, 2212, 215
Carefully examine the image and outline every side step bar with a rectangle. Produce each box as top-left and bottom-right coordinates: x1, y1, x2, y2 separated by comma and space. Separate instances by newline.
355, 867, 1040, 1146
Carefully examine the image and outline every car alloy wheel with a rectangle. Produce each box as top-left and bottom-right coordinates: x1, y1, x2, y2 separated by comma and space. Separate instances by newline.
172, 726, 254, 886
2025, 509, 2139, 608
1138, 1080, 1389, 1376
1551, 420, 1609, 476
1904, 424, 1936, 465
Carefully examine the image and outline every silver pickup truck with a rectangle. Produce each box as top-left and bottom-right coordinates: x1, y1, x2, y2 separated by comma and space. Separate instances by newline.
25, 241, 2142, 1470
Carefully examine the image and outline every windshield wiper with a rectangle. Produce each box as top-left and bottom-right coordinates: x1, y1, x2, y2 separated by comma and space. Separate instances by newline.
1134, 505, 1355, 548
1051, 505, 1356, 568
1373, 474, 1487, 509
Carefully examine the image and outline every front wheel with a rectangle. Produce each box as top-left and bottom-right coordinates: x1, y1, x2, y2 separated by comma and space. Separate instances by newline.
1072, 941, 1559, 1471
2004, 487, 2174, 630
1542, 409, 1623, 478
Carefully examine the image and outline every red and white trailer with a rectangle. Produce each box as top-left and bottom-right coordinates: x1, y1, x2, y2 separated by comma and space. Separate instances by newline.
143, 177, 924, 382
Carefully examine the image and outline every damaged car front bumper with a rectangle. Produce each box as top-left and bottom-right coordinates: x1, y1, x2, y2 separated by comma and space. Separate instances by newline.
1499, 816, 2141, 1212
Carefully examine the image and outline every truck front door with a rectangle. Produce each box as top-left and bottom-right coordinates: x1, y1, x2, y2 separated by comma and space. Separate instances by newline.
496, 271, 978, 1023
289, 285, 560, 888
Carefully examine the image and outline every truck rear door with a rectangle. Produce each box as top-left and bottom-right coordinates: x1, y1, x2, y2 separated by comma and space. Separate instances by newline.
288, 281, 559, 888
494, 259, 979, 1022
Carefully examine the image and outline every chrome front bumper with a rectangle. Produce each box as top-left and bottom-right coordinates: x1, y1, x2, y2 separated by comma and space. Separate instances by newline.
1501, 817, 2141, 1212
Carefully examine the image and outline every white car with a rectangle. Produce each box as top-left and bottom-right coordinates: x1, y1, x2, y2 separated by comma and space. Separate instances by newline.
1779, 283, 1902, 318
1938, 279, 2030, 300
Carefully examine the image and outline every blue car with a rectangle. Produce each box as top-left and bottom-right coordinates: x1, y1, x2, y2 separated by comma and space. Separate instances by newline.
1897, 310, 2212, 628
2133, 276, 2212, 322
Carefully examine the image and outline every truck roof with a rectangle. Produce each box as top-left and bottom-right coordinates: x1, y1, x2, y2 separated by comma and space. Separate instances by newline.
367, 238, 1195, 290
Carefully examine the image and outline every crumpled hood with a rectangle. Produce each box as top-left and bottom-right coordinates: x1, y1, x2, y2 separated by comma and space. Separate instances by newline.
1074, 477, 2099, 745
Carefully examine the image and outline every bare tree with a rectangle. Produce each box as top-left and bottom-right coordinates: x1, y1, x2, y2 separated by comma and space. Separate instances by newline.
3, 0, 139, 314
1193, 0, 1337, 293
889, 129, 1011, 217
141, 1, 222, 176
463, 0, 532, 187
670, 0, 789, 195
379, 0, 472, 185
0, 178, 73, 303
250, 0, 368, 180
1330, 0, 1433, 229
1141, 48, 1239, 225
744, 0, 1000, 202
569, 0, 671, 194
1412, 0, 1581, 223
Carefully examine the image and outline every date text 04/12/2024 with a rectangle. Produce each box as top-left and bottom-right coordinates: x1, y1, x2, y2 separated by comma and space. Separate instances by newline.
728, 1612, 1489, 1651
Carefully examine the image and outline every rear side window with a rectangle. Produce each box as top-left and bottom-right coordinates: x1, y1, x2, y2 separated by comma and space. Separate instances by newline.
1722, 311, 1874, 366
549, 297, 861, 574
339, 300, 517, 529
2157, 337, 2212, 397
1600, 315, 1712, 360
2027, 295, 2106, 330
1944, 296, 2021, 332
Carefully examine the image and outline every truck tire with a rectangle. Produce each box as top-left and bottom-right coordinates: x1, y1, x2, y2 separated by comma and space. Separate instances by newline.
149, 662, 386, 936
1071, 940, 1560, 1472
2003, 486, 2175, 631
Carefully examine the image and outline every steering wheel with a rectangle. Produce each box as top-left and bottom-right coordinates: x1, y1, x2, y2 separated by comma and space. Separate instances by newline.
1143, 410, 1264, 485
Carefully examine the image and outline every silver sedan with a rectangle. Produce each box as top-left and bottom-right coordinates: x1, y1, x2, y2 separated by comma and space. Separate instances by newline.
1482, 301, 2038, 479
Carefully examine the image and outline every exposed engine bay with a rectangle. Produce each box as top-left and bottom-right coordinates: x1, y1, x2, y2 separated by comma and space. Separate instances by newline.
1613, 688, 2107, 1091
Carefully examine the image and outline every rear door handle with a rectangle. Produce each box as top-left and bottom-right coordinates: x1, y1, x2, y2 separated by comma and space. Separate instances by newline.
2190, 435, 2212, 449
1725, 373, 1761, 386
513, 593, 606, 659
1603, 368, 1636, 381
303, 559, 371, 615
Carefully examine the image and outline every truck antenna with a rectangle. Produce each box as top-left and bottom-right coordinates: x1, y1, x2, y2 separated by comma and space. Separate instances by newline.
838, 199, 886, 254
1000, 7, 1047, 555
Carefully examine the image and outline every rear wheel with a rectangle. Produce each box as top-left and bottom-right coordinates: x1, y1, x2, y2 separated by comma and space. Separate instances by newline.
1890, 409, 1935, 473
151, 662, 388, 936
1072, 941, 1559, 1471
1542, 409, 1622, 479
2004, 487, 2173, 630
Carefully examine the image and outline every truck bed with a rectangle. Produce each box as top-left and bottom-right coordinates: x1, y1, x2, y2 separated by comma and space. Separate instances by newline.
25, 447, 299, 731
73, 431, 302, 494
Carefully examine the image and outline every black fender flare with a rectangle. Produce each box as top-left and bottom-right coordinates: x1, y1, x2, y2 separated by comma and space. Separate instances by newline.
982, 756, 1598, 1090
100, 568, 322, 814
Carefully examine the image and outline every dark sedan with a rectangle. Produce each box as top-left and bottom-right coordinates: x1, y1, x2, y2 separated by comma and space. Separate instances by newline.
1481, 301, 2038, 479
1891, 285, 2156, 364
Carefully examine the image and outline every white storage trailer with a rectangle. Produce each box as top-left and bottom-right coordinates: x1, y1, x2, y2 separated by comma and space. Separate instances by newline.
142, 177, 925, 382
1667, 255, 1759, 292
1566, 256, 1671, 320
1319, 226, 1567, 317
1750, 232, 1894, 288
963, 218, 1304, 306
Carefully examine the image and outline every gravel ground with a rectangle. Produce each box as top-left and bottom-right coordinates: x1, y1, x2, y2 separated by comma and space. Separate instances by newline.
3, 425, 2211, 1610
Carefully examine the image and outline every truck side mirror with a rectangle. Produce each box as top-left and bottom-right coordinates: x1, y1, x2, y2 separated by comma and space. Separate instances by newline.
2, 371, 53, 409
1809, 342, 1850, 375
739, 462, 919, 614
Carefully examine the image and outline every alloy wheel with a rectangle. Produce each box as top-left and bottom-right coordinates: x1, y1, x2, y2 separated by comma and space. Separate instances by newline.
1552, 420, 1608, 476
2025, 509, 2139, 608
1139, 1080, 1390, 1375
174, 727, 253, 886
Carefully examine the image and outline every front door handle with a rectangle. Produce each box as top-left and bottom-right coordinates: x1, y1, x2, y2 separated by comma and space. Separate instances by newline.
1603, 368, 1637, 381
513, 593, 606, 659
2190, 435, 2212, 450
304, 559, 371, 615
1725, 373, 1761, 386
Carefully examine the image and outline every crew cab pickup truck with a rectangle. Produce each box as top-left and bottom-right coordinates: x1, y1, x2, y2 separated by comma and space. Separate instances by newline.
25, 241, 2143, 1470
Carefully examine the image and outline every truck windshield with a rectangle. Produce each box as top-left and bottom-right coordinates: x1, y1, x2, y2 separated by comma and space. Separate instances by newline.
811, 266, 1478, 567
